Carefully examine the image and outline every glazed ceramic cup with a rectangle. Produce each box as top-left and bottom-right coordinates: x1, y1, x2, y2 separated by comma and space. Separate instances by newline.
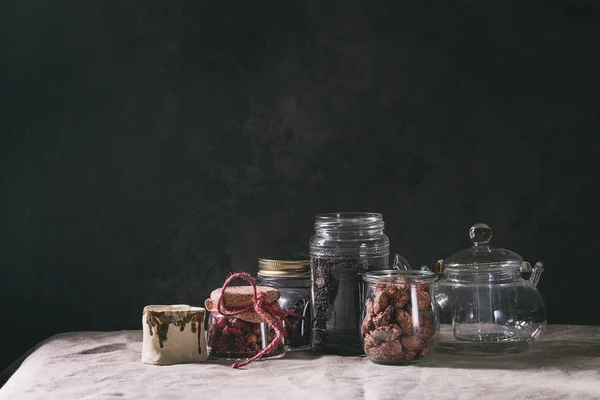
142, 305, 208, 365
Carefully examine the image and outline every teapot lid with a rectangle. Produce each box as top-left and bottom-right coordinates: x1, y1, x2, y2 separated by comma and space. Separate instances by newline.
443, 223, 522, 270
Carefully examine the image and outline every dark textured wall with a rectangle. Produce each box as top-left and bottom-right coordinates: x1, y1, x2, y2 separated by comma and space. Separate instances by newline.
1, 0, 600, 371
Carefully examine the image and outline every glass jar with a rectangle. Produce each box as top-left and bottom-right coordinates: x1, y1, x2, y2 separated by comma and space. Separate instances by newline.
206, 313, 285, 360
362, 270, 439, 364
256, 256, 312, 351
205, 285, 285, 360
309, 212, 390, 355
430, 223, 546, 355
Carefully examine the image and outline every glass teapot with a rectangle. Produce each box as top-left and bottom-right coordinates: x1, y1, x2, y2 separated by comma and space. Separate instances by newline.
424, 223, 546, 355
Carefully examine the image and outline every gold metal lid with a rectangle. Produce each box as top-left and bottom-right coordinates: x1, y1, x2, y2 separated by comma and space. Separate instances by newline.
258, 255, 310, 277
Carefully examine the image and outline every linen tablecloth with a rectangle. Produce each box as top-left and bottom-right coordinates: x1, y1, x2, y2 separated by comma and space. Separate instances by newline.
1, 325, 599, 400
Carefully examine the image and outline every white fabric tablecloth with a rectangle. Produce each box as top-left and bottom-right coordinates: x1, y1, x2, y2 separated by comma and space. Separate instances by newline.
1, 325, 599, 400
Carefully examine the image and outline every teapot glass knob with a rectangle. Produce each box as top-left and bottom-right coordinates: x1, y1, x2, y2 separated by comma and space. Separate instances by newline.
469, 223, 492, 246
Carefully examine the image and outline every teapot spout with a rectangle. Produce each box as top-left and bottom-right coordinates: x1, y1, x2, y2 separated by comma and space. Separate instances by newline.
525, 261, 544, 287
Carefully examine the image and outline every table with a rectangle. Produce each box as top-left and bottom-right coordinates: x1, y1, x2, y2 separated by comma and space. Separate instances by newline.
1, 325, 599, 399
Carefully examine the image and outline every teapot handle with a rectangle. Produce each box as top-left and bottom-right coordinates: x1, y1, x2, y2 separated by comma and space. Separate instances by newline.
392, 254, 411, 270
420, 259, 444, 274
521, 261, 544, 287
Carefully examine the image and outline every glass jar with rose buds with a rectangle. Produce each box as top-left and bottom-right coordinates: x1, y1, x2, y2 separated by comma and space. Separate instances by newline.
204, 273, 288, 368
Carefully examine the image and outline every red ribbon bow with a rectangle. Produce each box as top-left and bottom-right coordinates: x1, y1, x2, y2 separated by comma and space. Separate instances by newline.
215, 272, 303, 368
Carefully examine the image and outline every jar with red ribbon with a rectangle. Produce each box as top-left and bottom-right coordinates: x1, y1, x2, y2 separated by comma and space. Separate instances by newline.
204, 273, 286, 366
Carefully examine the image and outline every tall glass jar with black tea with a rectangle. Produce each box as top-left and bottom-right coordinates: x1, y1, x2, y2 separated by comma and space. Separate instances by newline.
309, 213, 390, 355
256, 256, 312, 351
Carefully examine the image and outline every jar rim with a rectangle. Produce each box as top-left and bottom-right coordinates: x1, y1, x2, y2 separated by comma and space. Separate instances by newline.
144, 304, 205, 313
362, 269, 437, 284
316, 212, 382, 221
314, 212, 384, 231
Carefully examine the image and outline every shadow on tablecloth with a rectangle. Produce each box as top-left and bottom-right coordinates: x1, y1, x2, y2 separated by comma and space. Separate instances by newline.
424, 339, 600, 370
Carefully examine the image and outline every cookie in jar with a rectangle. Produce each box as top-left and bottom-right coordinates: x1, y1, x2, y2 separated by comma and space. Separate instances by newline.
361, 270, 438, 364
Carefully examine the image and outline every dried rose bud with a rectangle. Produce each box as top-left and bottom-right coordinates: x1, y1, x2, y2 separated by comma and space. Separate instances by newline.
252, 324, 261, 336
373, 305, 393, 327
230, 318, 250, 332
246, 333, 258, 344
215, 316, 227, 328
222, 326, 231, 336
227, 327, 244, 337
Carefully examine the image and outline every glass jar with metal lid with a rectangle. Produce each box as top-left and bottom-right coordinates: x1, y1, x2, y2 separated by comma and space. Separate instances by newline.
256, 255, 312, 351
362, 270, 439, 365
